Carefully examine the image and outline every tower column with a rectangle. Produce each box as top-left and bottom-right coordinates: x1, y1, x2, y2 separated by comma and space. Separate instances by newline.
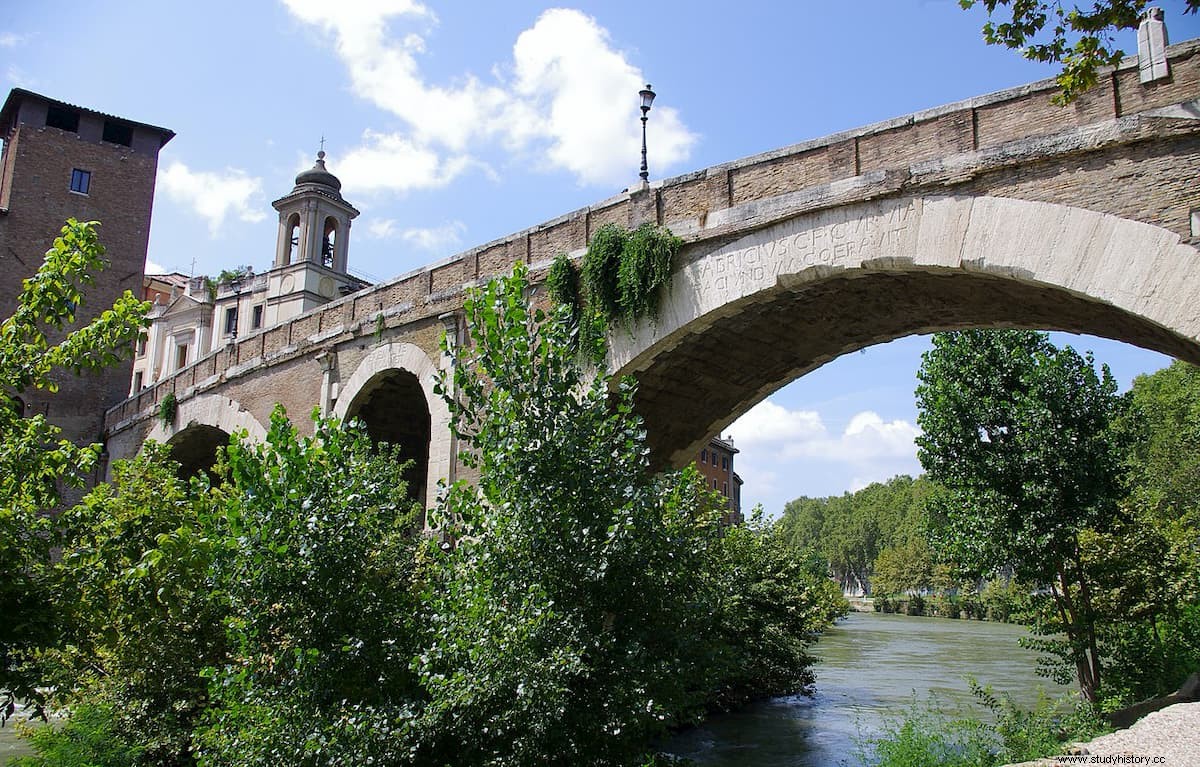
274, 214, 290, 267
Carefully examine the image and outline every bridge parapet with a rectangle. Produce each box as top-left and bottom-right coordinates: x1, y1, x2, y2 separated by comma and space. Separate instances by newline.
105, 37, 1200, 439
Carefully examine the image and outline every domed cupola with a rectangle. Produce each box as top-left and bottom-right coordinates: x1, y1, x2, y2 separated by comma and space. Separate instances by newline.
292, 150, 343, 197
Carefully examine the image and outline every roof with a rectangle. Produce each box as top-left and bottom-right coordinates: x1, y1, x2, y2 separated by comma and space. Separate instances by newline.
272, 152, 359, 215
145, 272, 190, 287
0, 87, 175, 148
709, 435, 739, 455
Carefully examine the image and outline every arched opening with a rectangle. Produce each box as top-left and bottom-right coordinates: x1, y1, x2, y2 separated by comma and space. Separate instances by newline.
286, 213, 301, 265
627, 267, 1199, 471
610, 197, 1200, 470
343, 369, 431, 509
166, 424, 230, 482
322, 217, 338, 268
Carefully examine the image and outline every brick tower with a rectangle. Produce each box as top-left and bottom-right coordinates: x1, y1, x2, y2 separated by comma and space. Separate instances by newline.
0, 88, 174, 457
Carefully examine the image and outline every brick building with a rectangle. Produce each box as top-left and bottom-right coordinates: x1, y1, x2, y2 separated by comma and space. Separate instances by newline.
0, 88, 173, 452
697, 436, 742, 524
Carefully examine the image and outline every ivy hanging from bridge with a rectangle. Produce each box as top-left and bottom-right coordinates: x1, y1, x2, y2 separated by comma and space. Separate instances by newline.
546, 222, 682, 365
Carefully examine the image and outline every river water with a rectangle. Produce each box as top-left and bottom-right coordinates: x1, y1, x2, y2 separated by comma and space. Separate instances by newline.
662, 611, 1075, 766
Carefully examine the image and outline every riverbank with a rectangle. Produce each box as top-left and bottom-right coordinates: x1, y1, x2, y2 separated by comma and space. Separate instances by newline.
1006, 702, 1200, 767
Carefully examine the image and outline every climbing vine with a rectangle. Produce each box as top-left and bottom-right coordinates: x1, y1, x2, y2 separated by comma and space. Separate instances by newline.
550, 222, 682, 364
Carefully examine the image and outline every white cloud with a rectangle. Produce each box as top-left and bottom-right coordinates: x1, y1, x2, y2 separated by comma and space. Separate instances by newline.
144, 258, 168, 275
335, 130, 472, 193
399, 221, 466, 253
728, 399, 922, 506
366, 218, 400, 239
838, 411, 922, 460
364, 217, 465, 254
0, 33, 25, 48
280, 2, 696, 188
508, 9, 695, 185
726, 400, 825, 448
158, 162, 266, 235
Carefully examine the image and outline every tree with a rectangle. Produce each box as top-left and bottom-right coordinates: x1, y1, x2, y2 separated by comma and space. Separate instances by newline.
415, 264, 840, 765
872, 538, 934, 597
915, 330, 1124, 702
47, 444, 224, 765
960, 1, 1200, 103
193, 408, 424, 766
1, 219, 147, 722
1090, 360, 1200, 704
778, 475, 936, 595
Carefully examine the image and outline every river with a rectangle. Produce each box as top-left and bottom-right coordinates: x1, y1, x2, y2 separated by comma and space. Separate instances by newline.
662, 611, 1075, 766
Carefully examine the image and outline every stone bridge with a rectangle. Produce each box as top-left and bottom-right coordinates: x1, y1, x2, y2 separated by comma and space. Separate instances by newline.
105, 39, 1200, 507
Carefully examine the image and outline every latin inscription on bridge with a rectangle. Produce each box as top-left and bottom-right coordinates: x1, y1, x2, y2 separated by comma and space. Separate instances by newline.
685, 197, 926, 309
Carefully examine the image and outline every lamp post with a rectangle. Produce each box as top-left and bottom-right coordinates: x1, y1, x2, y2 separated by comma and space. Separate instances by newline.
228, 276, 243, 341
638, 83, 656, 188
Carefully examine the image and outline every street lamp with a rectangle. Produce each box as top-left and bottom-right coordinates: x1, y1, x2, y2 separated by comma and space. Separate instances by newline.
638, 83, 656, 187
228, 276, 243, 341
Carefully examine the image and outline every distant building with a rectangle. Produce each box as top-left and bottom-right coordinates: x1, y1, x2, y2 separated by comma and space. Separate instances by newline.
0, 87, 173, 452
131, 152, 369, 394
142, 272, 189, 308
697, 435, 743, 524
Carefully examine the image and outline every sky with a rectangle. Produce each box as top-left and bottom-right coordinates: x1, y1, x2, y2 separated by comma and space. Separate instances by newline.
4, 1, 1199, 515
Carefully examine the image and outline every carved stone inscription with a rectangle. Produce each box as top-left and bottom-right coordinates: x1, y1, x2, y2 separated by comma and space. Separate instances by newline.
695, 198, 921, 295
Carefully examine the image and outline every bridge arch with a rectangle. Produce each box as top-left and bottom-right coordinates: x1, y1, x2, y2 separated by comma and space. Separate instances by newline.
335, 341, 451, 511
146, 394, 267, 479
610, 195, 1200, 469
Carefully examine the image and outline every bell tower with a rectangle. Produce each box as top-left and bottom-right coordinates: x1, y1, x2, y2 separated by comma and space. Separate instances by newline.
266, 150, 365, 325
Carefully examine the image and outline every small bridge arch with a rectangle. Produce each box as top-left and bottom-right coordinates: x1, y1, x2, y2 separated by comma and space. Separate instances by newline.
610, 195, 1200, 468
147, 394, 268, 479
335, 341, 452, 510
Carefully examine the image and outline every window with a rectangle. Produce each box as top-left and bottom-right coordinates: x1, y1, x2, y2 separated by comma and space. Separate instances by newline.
723, 481, 729, 496
45, 105, 79, 132
175, 344, 188, 369
712, 478, 718, 490
135, 336, 147, 357
69, 168, 91, 195
133, 371, 144, 391
700, 449, 708, 465
322, 217, 338, 267
286, 214, 300, 265
251, 304, 264, 330
722, 456, 728, 471
224, 307, 238, 336
102, 120, 133, 146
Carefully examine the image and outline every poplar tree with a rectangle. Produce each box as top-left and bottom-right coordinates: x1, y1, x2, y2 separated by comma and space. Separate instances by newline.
915, 329, 1124, 703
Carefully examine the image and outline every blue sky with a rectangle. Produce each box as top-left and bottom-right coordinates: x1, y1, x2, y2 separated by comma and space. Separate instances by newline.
4, 2, 1198, 513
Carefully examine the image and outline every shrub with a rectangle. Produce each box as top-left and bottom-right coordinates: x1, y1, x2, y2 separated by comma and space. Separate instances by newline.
859, 696, 995, 767
12, 704, 142, 767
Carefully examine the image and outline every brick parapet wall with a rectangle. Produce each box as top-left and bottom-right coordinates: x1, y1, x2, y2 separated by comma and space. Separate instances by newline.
103, 38, 1200, 435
